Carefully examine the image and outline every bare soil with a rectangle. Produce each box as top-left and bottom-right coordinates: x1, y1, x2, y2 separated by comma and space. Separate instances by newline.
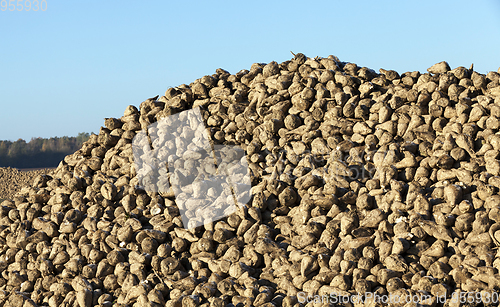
0, 167, 55, 200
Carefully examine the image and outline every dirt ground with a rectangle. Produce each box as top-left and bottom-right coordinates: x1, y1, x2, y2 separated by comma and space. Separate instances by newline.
0, 167, 55, 201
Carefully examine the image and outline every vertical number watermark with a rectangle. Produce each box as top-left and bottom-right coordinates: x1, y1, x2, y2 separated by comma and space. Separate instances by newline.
1, 0, 47, 11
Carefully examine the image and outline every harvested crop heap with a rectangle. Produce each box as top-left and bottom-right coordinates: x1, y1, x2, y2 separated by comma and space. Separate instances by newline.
1, 54, 500, 307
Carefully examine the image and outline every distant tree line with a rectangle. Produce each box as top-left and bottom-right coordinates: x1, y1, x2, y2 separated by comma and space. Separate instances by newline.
0, 133, 91, 168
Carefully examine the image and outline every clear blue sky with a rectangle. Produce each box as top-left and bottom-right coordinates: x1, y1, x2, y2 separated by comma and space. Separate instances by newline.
1, 0, 499, 142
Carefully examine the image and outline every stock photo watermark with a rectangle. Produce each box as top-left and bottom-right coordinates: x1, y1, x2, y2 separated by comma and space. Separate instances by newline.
297, 291, 500, 305
1, 0, 47, 11
132, 107, 251, 229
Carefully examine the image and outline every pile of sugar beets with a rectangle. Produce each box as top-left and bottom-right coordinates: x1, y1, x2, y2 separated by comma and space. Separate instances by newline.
1, 53, 500, 307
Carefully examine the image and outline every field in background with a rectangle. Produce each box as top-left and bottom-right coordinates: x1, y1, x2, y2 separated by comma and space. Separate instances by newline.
0, 167, 55, 200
